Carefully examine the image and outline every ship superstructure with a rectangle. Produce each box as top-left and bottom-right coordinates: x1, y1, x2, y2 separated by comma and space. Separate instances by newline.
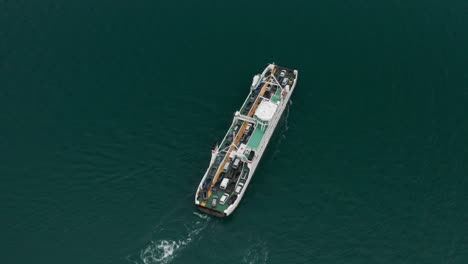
195, 64, 298, 217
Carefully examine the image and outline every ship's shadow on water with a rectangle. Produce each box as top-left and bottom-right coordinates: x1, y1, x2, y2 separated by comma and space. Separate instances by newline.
270, 100, 292, 159
126, 212, 211, 264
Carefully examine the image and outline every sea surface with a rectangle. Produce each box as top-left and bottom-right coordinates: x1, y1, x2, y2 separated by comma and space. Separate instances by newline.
2, 1, 468, 263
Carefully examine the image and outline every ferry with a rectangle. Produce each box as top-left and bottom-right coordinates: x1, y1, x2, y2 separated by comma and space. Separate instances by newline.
195, 63, 298, 217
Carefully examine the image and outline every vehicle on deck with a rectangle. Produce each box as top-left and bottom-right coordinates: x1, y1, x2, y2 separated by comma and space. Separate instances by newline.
211, 196, 218, 207
235, 182, 244, 194
195, 64, 298, 217
220, 178, 230, 190
223, 162, 231, 173
280, 69, 286, 77
233, 158, 241, 169
220, 193, 229, 205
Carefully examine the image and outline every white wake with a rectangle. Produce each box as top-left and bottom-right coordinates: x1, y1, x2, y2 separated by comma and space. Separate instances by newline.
138, 212, 210, 264
242, 240, 269, 264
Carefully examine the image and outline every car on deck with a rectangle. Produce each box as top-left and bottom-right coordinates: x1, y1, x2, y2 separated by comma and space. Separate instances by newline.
220, 193, 230, 205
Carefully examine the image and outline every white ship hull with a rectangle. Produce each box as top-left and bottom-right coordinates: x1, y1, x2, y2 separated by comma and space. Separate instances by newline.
224, 68, 298, 216
195, 64, 298, 217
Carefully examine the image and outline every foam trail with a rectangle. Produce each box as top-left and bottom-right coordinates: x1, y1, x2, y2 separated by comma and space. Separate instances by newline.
138, 213, 210, 264
242, 240, 269, 264
193, 211, 208, 220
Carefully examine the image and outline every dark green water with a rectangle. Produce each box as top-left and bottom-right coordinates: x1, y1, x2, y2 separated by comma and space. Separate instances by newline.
2, 1, 468, 263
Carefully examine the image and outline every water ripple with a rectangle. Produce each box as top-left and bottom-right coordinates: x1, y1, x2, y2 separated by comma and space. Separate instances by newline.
136, 212, 210, 264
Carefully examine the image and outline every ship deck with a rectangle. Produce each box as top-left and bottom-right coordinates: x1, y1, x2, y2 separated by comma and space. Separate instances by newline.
247, 125, 265, 150
196, 64, 297, 216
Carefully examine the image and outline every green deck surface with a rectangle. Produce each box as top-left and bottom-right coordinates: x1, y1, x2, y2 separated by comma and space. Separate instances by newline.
197, 83, 274, 213
271, 89, 282, 103
247, 125, 266, 150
